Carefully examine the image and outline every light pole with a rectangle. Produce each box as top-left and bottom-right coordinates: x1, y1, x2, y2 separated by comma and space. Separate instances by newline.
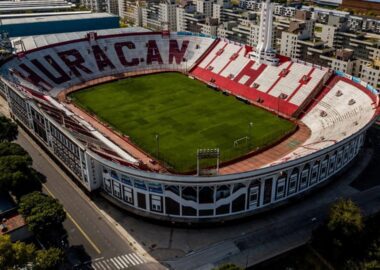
155, 134, 160, 160
249, 122, 253, 148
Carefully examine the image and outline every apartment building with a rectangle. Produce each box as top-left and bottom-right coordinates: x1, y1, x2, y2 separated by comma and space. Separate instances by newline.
116, 0, 380, 89
239, 0, 261, 11
217, 21, 236, 39
160, 1, 177, 31
280, 11, 315, 58
199, 17, 219, 36
273, 4, 296, 17
116, 0, 177, 30
320, 21, 380, 88
196, 0, 213, 17
177, 4, 206, 33
320, 49, 359, 73
142, 2, 161, 30
81, 0, 109, 13
119, 0, 143, 25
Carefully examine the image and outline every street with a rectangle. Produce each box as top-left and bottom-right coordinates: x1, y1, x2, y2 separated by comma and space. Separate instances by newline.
16, 129, 164, 270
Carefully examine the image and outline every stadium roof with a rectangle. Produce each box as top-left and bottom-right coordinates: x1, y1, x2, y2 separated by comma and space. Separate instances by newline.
0, 0, 73, 12
11, 27, 151, 52
1, 12, 118, 26
0, 11, 92, 19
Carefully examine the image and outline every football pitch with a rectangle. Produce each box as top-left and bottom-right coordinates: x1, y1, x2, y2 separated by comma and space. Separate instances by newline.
69, 72, 296, 173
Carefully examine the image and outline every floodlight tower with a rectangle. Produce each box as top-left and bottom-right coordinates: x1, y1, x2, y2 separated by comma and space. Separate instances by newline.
249, 0, 279, 66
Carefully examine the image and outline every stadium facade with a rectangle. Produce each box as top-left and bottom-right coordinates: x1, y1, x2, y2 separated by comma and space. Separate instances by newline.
0, 3, 378, 223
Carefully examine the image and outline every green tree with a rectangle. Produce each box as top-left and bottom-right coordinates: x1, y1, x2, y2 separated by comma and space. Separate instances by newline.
0, 142, 30, 158
12, 240, 36, 268
34, 247, 64, 270
0, 155, 41, 197
19, 192, 66, 237
312, 199, 365, 265
0, 234, 14, 269
364, 238, 380, 269
0, 116, 18, 142
327, 198, 364, 238
0, 234, 36, 269
212, 263, 243, 270
0, 142, 41, 196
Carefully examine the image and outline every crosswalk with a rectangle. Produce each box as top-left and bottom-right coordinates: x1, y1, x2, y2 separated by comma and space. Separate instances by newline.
75, 253, 147, 270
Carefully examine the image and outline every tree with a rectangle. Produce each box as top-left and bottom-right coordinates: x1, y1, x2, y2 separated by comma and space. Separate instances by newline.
12, 240, 36, 268
312, 199, 365, 264
34, 248, 64, 270
0, 155, 41, 197
0, 234, 14, 269
19, 192, 66, 237
364, 238, 380, 269
0, 235, 64, 270
0, 142, 41, 197
0, 142, 30, 158
0, 116, 18, 142
327, 198, 364, 238
0, 234, 36, 269
212, 263, 243, 270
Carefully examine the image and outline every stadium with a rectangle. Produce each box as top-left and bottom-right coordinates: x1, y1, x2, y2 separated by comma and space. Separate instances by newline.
0, 3, 378, 222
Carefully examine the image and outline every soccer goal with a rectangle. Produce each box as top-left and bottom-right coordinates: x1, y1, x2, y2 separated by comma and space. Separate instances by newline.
234, 136, 250, 148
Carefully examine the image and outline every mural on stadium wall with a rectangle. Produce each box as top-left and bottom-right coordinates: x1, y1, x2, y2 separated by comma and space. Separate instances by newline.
12, 39, 190, 91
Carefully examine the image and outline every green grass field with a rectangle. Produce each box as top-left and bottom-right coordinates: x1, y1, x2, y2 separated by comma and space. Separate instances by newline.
69, 73, 295, 173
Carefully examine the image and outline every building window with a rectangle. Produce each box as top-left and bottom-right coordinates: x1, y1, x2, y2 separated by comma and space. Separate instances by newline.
343, 147, 349, 163
249, 186, 259, 208
150, 195, 162, 213
182, 205, 197, 216
310, 164, 319, 185
165, 185, 180, 196
137, 193, 146, 210
276, 178, 286, 200
336, 151, 343, 168
329, 156, 336, 174
104, 178, 112, 193
182, 186, 197, 202
123, 186, 133, 204
165, 197, 180, 216
232, 194, 246, 213
288, 175, 297, 194
300, 169, 309, 190
216, 185, 230, 201
199, 186, 214, 204
113, 181, 122, 199
320, 160, 328, 180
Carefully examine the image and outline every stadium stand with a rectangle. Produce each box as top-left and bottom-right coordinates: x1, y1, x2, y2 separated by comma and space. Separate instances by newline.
3, 32, 214, 97
271, 76, 376, 166
192, 47, 330, 117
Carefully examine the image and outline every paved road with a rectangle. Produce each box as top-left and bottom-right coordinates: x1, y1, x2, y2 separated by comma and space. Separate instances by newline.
0, 95, 163, 269
16, 129, 163, 270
